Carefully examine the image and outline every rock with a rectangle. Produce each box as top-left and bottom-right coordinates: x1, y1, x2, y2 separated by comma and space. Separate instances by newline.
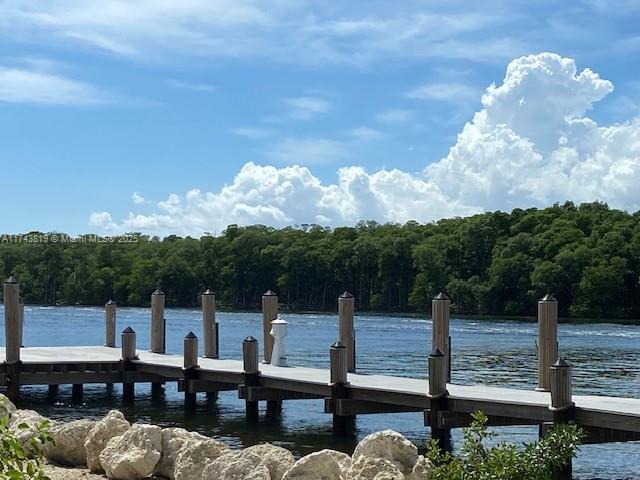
9, 409, 48, 456
173, 437, 230, 480
45, 419, 96, 467
352, 430, 418, 476
99, 423, 162, 480
347, 456, 404, 480
245, 443, 295, 480
0, 393, 17, 419
282, 449, 346, 480
406, 455, 433, 480
324, 450, 353, 475
202, 450, 270, 480
84, 410, 130, 473
156, 428, 205, 479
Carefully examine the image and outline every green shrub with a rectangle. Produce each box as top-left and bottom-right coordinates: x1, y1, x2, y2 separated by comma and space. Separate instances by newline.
427, 411, 583, 480
0, 414, 53, 480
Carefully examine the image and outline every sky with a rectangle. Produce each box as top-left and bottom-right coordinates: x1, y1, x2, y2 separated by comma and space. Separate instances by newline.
1, 0, 639, 236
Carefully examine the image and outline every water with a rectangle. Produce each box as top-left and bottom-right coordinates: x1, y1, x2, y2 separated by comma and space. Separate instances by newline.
1, 306, 639, 479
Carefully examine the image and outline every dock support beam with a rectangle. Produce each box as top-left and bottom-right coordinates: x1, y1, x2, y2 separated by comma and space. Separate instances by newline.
150, 289, 166, 394
18, 297, 24, 348
47, 384, 59, 400
432, 293, 451, 382
537, 294, 558, 392
242, 336, 260, 421
202, 290, 218, 359
105, 300, 117, 348
338, 292, 356, 373
548, 358, 574, 480
121, 327, 137, 402
72, 384, 83, 403
427, 347, 451, 449
262, 291, 278, 364
4, 276, 21, 401
183, 332, 199, 411
329, 341, 354, 434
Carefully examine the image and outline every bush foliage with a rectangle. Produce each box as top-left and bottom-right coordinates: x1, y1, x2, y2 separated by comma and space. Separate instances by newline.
0, 415, 52, 480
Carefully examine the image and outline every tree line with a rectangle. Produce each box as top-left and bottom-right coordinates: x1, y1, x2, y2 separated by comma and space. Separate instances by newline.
1, 201, 639, 319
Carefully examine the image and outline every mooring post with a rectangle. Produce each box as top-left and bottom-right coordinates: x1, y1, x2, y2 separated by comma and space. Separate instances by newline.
121, 327, 137, 402
3, 276, 21, 401
18, 296, 24, 348
338, 292, 356, 373
150, 289, 165, 395
537, 294, 558, 392
262, 291, 278, 363
427, 347, 450, 448
242, 336, 260, 421
72, 384, 83, 403
549, 358, 574, 480
329, 341, 354, 434
202, 289, 218, 358
183, 332, 199, 411
105, 300, 117, 348
432, 292, 451, 382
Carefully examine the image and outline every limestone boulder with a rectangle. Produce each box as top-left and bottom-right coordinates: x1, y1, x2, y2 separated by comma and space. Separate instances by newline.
44, 419, 95, 467
84, 410, 130, 473
352, 430, 418, 476
245, 443, 295, 480
0, 393, 16, 419
156, 428, 203, 479
9, 409, 48, 456
282, 449, 346, 480
202, 450, 270, 480
406, 455, 433, 480
99, 423, 162, 480
173, 436, 230, 480
347, 456, 404, 480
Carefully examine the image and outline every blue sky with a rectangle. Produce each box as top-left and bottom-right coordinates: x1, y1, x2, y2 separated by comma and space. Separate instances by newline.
1, 1, 639, 235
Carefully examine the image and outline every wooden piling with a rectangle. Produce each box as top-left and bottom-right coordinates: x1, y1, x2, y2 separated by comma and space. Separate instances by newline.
549, 358, 574, 480
72, 384, 83, 403
428, 348, 448, 399
262, 291, 278, 363
183, 332, 199, 411
427, 347, 450, 448
121, 327, 137, 402
537, 294, 558, 392
243, 336, 260, 421
105, 300, 117, 348
330, 341, 348, 385
338, 291, 356, 373
47, 384, 59, 400
150, 289, 166, 354
432, 293, 450, 382
202, 289, 218, 358
3, 276, 21, 363
330, 341, 354, 434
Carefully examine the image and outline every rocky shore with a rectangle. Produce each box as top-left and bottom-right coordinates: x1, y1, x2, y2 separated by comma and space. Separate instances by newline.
1, 394, 433, 480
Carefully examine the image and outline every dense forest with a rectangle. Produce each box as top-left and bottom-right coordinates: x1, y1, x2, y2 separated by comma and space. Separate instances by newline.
1, 202, 639, 319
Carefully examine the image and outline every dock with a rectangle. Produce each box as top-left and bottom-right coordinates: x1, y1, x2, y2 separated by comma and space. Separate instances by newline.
2, 276, 640, 479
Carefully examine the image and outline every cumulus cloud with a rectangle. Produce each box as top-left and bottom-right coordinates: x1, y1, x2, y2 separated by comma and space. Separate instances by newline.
132, 192, 146, 204
90, 53, 640, 236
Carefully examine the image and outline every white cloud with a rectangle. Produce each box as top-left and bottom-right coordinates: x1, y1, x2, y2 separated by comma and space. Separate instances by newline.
230, 126, 271, 140
375, 109, 415, 124
91, 53, 640, 235
405, 82, 479, 105
284, 96, 331, 120
167, 79, 216, 92
267, 137, 348, 165
349, 127, 384, 141
132, 192, 146, 204
89, 211, 116, 229
0, 65, 111, 106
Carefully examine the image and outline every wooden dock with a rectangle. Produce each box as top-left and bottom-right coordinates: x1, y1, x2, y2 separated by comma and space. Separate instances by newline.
2, 278, 640, 478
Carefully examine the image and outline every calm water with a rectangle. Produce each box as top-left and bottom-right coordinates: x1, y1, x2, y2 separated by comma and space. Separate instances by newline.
1, 306, 639, 479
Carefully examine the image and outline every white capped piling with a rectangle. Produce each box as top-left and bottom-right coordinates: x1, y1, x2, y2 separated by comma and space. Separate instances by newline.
537, 294, 558, 392
202, 289, 218, 358
338, 291, 356, 373
151, 289, 166, 354
3, 276, 20, 363
330, 341, 348, 385
262, 291, 278, 363
428, 347, 448, 398
105, 300, 117, 347
242, 336, 260, 420
18, 296, 24, 348
121, 327, 137, 402
432, 292, 451, 381
550, 358, 573, 412
183, 332, 199, 410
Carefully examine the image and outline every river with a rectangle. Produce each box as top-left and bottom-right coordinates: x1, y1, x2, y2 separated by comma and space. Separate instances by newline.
1, 306, 638, 479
